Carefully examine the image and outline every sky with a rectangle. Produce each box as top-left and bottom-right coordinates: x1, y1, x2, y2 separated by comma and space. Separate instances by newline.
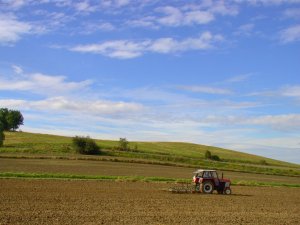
0, 0, 300, 163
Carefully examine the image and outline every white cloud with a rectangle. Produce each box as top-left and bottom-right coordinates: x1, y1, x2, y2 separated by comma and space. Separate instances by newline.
156, 6, 183, 26
0, 71, 92, 96
12, 65, 23, 74
0, 0, 27, 9
70, 32, 223, 59
101, 0, 130, 8
115, 0, 130, 7
279, 24, 300, 43
81, 22, 115, 34
234, 23, 255, 36
248, 114, 300, 130
0, 14, 32, 44
70, 40, 150, 59
126, 17, 158, 29
178, 85, 233, 95
156, 6, 215, 26
197, 114, 300, 131
247, 85, 300, 99
281, 85, 300, 97
209, 1, 239, 16
74, 0, 96, 13
234, 0, 300, 5
226, 74, 253, 83
0, 97, 144, 115
283, 8, 300, 19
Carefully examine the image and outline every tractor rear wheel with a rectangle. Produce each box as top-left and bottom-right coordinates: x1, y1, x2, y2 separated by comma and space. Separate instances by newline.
201, 181, 214, 194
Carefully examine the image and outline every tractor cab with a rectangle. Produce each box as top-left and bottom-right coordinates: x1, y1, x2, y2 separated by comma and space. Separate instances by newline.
193, 169, 231, 194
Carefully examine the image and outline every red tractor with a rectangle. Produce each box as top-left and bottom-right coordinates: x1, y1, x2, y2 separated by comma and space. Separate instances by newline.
193, 169, 232, 194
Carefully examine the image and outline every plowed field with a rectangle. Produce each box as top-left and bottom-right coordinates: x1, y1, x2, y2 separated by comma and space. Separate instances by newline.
0, 179, 299, 225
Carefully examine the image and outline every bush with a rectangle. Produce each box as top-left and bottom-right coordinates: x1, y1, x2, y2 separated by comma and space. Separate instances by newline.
211, 155, 220, 161
72, 136, 100, 155
118, 138, 129, 151
205, 150, 212, 159
259, 160, 268, 165
205, 150, 220, 161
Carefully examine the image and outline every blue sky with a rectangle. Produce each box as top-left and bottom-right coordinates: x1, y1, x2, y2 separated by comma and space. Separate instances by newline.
0, 0, 300, 163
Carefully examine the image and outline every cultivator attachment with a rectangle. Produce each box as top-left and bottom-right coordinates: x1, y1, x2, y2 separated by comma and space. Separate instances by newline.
168, 182, 196, 194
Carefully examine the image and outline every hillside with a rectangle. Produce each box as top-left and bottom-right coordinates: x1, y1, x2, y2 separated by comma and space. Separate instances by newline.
1, 131, 299, 176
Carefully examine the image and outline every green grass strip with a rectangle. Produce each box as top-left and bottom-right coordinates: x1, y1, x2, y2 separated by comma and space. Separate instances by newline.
0, 172, 179, 183
232, 180, 300, 188
0, 172, 299, 188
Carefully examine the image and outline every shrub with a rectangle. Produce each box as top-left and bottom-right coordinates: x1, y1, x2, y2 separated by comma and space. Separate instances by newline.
118, 138, 129, 151
259, 160, 268, 165
72, 136, 100, 155
205, 150, 220, 161
211, 155, 220, 161
205, 150, 212, 159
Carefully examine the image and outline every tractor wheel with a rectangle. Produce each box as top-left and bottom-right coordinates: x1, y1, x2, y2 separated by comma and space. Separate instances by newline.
224, 188, 232, 195
201, 181, 214, 194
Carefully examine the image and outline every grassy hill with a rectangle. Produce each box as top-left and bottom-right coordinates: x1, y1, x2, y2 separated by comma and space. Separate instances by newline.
1, 131, 299, 176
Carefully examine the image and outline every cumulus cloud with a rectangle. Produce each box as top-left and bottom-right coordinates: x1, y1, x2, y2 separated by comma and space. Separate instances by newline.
70, 32, 223, 59
279, 24, 300, 43
0, 97, 144, 115
156, 6, 215, 26
74, 0, 96, 13
0, 69, 92, 96
0, 14, 32, 44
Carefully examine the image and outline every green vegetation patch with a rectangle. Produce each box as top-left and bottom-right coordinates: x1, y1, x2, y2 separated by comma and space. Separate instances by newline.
1, 132, 300, 177
1, 172, 299, 188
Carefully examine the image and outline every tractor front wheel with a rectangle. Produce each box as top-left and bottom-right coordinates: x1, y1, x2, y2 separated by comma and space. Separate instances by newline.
224, 188, 232, 195
201, 181, 214, 194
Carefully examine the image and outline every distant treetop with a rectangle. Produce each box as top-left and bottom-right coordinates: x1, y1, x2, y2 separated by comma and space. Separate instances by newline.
0, 108, 24, 131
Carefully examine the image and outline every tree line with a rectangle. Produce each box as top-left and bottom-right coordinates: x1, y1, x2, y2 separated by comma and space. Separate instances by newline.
0, 108, 24, 147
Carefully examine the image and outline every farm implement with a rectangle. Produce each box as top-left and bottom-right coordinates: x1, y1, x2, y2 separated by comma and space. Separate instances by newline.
169, 169, 232, 194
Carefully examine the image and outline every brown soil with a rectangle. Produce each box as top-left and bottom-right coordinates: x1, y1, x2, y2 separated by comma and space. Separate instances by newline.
0, 179, 299, 225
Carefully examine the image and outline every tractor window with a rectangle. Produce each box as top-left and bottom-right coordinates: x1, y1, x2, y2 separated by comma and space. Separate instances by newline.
196, 172, 203, 177
203, 171, 211, 178
212, 171, 218, 178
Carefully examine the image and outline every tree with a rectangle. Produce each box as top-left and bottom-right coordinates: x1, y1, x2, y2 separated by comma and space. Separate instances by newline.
72, 136, 100, 155
118, 138, 129, 151
7, 110, 24, 131
0, 108, 9, 131
0, 122, 5, 147
205, 150, 212, 159
0, 108, 24, 131
205, 150, 220, 161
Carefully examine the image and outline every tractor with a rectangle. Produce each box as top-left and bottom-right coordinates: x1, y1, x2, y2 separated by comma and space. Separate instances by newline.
193, 169, 232, 194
